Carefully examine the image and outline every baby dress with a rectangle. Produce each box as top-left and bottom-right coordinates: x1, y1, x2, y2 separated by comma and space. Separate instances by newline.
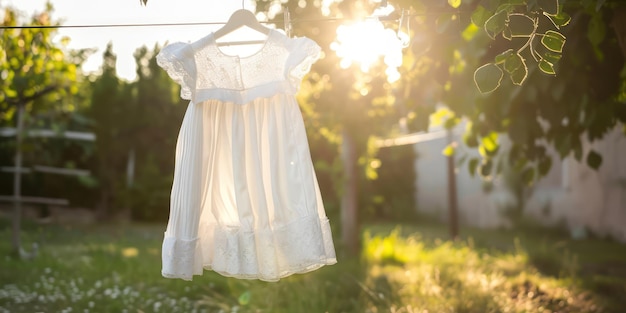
156, 29, 336, 281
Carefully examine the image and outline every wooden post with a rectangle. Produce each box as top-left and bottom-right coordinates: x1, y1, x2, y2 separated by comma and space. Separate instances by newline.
341, 129, 359, 255
11, 103, 25, 256
447, 129, 459, 240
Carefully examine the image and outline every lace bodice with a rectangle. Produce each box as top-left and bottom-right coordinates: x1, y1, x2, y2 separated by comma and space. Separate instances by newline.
156, 29, 321, 105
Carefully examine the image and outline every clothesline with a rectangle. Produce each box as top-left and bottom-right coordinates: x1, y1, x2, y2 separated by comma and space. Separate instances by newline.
0, 11, 468, 30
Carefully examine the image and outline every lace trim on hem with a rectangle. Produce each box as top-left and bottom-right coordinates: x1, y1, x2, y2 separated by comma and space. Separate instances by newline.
163, 258, 337, 282
162, 215, 336, 281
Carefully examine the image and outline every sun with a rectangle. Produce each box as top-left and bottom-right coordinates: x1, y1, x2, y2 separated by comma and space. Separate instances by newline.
330, 17, 407, 83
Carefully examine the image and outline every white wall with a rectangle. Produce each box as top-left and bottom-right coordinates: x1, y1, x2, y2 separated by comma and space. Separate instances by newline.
414, 124, 626, 242
413, 124, 512, 229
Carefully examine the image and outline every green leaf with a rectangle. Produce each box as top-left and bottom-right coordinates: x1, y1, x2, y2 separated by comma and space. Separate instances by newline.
468, 157, 480, 176
546, 11, 571, 29
462, 23, 480, 41
587, 14, 606, 47
495, 49, 514, 64
541, 51, 562, 64
482, 132, 499, 153
238, 291, 251, 306
506, 54, 528, 85
480, 159, 493, 177
586, 150, 602, 169
538, 59, 556, 75
448, 0, 461, 9
5, 88, 18, 98
463, 132, 478, 147
555, 133, 571, 158
538, 0, 559, 16
430, 107, 454, 127
495, 2, 522, 14
541, 30, 566, 53
443, 143, 456, 156
484, 10, 508, 39
474, 63, 503, 93
444, 117, 460, 129
508, 13, 535, 37
471, 5, 491, 27
574, 143, 583, 161
538, 156, 553, 176
504, 53, 523, 73
510, 66, 528, 85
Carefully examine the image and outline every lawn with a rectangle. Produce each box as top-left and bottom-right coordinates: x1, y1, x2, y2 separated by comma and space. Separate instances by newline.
1, 218, 625, 313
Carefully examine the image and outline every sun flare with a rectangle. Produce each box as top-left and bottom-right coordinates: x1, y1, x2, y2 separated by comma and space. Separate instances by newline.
330, 18, 406, 83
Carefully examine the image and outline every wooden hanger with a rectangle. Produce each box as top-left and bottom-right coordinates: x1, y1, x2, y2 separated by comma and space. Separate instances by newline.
213, 9, 271, 47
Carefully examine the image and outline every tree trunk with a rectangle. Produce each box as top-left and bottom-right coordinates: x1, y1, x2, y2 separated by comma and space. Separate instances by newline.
11, 103, 25, 256
447, 129, 459, 240
341, 129, 359, 255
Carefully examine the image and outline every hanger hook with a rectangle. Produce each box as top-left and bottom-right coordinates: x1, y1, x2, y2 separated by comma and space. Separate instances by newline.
242, 0, 245, 9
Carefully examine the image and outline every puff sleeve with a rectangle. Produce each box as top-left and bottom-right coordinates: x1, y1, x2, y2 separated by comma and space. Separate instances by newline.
156, 42, 195, 101
285, 37, 321, 89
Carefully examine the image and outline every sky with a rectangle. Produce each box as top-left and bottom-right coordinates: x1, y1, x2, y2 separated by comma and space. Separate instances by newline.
2, 0, 260, 80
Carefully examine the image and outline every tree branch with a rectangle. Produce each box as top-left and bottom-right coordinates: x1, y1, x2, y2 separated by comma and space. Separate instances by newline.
6, 85, 58, 106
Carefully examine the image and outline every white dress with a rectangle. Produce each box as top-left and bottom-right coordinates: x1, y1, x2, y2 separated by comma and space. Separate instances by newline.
156, 29, 336, 282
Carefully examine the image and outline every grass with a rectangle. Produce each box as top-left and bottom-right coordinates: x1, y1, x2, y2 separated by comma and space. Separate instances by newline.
1, 218, 626, 313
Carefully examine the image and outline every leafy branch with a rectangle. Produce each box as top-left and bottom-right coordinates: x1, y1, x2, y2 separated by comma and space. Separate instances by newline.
473, 0, 571, 93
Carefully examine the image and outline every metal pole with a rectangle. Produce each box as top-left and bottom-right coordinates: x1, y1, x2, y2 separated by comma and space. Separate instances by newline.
11, 103, 25, 256
447, 128, 459, 240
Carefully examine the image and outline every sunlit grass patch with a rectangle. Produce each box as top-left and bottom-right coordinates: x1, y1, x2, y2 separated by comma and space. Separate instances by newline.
121, 247, 139, 258
360, 226, 609, 313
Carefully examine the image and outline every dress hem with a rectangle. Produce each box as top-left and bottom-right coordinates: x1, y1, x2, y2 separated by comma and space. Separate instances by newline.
162, 258, 337, 282
161, 215, 336, 281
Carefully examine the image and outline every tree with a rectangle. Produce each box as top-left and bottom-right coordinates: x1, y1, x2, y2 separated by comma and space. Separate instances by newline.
88, 43, 133, 218
87, 44, 185, 221
128, 45, 186, 221
1, 3, 80, 257
391, 0, 626, 182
